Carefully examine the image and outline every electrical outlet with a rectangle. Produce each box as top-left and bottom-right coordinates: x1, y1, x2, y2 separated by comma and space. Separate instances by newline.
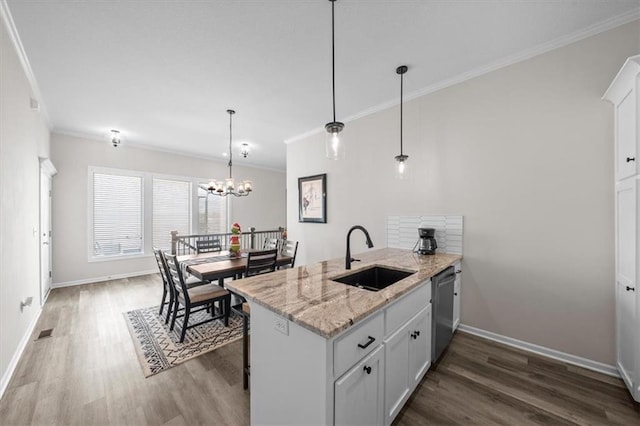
273, 315, 289, 336
20, 296, 33, 312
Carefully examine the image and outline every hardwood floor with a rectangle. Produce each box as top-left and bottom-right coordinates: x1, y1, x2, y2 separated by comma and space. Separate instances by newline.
1, 274, 638, 425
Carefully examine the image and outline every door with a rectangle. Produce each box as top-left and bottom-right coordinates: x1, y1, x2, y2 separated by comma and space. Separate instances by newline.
39, 159, 56, 305
615, 178, 637, 398
335, 345, 384, 426
409, 305, 431, 386
615, 87, 638, 181
384, 318, 412, 425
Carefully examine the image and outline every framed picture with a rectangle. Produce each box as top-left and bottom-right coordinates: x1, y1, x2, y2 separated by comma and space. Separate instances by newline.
298, 173, 327, 223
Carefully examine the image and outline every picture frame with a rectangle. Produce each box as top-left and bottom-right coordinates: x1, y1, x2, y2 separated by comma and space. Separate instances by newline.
298, 173, 327, 223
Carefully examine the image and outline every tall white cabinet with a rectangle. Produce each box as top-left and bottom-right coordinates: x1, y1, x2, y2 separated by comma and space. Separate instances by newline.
603, 55, 640, 403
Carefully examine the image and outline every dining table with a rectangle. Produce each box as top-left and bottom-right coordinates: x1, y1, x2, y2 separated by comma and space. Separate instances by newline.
177, 250, 293, 287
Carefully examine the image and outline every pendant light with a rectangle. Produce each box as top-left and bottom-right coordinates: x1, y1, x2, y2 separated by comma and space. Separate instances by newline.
395, 65, 408, 179
325, 0, 345, 160
203, 109, 253, 197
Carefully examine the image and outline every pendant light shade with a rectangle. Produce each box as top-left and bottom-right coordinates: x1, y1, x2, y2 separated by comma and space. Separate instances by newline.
395, 65, 408, 179
325, 0, 345, 160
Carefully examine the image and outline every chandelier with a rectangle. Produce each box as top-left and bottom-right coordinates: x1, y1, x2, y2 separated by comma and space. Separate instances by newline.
203, 109, 252, 197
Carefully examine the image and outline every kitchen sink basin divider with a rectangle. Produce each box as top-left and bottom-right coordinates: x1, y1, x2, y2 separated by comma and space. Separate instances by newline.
170, 227, 285, 255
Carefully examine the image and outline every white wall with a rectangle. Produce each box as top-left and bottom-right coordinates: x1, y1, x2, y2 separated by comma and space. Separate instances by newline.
286, 21, 640, 365
50, 133, 285, 285
0, 14, 51, 392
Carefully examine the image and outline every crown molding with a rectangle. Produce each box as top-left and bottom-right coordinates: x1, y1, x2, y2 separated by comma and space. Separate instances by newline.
52, 129, 286, 173
0, 0, 51, 128
285, 10, 640, 146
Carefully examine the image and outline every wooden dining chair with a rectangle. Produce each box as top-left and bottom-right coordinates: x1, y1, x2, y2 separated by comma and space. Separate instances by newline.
154, 247, 210, 324
196, 238, 222, 254
164, 252, 231, 343
245, 248, 278, 277
262, 238, 281, 252
278, 240, 299, 269
233, 248, 278, 389
153, 248, 174, 322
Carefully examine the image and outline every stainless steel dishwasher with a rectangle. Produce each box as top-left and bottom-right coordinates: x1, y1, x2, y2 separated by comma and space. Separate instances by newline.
431, 266, 456, 361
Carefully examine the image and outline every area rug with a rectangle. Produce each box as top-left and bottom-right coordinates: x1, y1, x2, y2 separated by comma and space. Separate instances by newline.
124, 305, 244, 377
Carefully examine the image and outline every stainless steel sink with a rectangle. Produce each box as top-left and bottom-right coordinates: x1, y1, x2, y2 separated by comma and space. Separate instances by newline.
332, 266, 415, 291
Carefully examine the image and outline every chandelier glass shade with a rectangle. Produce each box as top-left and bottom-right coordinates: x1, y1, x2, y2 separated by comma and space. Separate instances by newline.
203, 109, 252, 197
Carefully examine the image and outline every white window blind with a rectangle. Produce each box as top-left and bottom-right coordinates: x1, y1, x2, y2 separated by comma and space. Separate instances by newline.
197, 185, 227, 234
92, 173, 143, 257
153, 178, 191, 250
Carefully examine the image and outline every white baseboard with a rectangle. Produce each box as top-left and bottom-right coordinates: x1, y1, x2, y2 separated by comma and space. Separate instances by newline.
52, 269, 158, 288
458, 324, 620, 378
0, 305, 43, 400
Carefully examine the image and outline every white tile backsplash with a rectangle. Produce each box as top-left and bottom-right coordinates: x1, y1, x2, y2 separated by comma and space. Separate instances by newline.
387, 215, 464, 254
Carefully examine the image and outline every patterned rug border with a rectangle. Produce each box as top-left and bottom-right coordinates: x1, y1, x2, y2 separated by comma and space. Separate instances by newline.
124, 305, 243, 377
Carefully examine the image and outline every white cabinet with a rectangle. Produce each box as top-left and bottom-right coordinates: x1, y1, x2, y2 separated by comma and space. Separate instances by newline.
248, 277, 448, 425
453, 261, 462, 330
335, 345, 385, 426
604, 56, 639, 181
334, 312, 384, 378
615, 178, 638, 400
604, 55, 640, 403
408, 305, 431, 386
383, 294, 432, 425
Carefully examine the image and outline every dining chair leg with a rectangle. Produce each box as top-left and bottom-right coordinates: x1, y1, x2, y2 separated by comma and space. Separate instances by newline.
180, 309, 190, 343
165, 293, 174, 324
159, 288, 167, 315
224, 296, 231, 327
170, 299, 180, 331
243, 313, 249, 390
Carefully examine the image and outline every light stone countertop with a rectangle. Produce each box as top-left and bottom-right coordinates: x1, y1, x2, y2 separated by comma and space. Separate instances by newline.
226, 248, 462, 339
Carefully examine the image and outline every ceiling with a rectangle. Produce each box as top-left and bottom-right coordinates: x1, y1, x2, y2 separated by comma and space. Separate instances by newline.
5, 1, 640, 170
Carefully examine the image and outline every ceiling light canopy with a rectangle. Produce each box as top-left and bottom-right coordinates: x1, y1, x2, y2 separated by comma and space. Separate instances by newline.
110, 129, 121, 147
325, 0, 345, 160
241, 143, 250, 158
202, 110, 253, 197
395, 65, 408, 179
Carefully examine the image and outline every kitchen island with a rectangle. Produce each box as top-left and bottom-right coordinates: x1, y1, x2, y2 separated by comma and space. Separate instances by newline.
227, 248, 461, 425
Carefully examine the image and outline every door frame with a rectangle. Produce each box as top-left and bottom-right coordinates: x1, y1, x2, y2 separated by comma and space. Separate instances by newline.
39, 158, 57, 306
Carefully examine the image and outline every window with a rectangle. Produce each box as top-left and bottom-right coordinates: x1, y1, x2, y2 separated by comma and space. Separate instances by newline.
91, 172, 143, 257
153, 178, 191, 250
89, 167, 229, 260
197, 185, 227, 234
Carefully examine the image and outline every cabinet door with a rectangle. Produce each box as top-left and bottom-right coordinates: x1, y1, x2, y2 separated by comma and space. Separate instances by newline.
615, 179, 638, 400
615, 86, 638, 180
383, 319, 412, 425
335, 345, 384, 426
409, 305, 432, 387
453, 263, 461, 330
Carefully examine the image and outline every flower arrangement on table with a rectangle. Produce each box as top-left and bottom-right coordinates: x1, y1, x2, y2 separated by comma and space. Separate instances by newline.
229, 222, 242, 257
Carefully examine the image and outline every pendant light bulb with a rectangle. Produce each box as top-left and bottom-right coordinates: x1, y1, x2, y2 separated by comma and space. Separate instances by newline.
325, 0, 345, 160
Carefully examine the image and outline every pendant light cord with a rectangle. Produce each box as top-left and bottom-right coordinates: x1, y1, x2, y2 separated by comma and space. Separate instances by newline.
400, 71, 404, 156
228, 111, 233, 179
331, 0, 336, 123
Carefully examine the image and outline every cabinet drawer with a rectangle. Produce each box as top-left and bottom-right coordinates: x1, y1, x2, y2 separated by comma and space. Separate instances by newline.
385, 282, 430, 337
334, 312, 384, 378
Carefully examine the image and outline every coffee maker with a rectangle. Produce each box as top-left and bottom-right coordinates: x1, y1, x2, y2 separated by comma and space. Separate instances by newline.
415, 228, 437, 255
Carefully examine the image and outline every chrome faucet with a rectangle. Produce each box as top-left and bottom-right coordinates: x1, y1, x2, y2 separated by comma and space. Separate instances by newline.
346, 225, 374, 270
